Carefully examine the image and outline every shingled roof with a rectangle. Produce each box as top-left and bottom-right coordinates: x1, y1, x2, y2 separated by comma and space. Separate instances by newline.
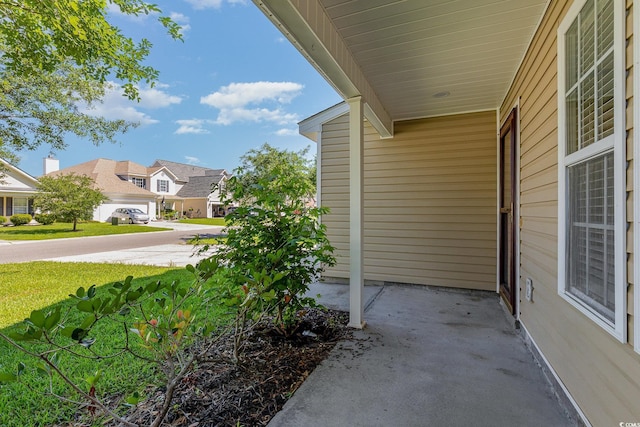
176, 174, 226, 198
151, 159, 226, 183
47, 159, 155, 197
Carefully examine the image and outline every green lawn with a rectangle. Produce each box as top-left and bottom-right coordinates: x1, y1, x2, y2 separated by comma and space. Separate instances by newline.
0, 262, 230, 427
178, 217, 226, 226
0, 222, 170, 241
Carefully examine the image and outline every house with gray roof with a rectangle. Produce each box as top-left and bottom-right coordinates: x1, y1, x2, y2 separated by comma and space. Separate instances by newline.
37, 157, 229, 222
151, 160, 229, 218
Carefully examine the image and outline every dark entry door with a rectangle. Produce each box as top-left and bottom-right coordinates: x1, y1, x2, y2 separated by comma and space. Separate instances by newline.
499, 109, 517, 315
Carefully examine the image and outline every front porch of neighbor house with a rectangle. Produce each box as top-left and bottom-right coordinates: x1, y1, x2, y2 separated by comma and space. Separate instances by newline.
254, 0, 640, 424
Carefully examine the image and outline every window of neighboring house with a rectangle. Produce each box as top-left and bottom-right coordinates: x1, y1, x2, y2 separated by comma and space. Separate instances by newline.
12, 197, 28, 215
558, 0, 625, 340
131, 177, 146, 189
157, 179, 169, 192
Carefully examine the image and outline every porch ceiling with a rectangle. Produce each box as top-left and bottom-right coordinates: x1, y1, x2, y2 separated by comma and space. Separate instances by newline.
255, 0, 548, 129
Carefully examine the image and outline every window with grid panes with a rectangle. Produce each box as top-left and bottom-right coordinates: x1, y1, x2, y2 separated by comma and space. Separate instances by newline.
131, 177, 146, 189
157, 179, 169, 192
559, 0, 622, 331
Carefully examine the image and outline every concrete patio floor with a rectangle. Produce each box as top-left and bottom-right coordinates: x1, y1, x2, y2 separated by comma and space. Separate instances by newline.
271, 283, 575, 427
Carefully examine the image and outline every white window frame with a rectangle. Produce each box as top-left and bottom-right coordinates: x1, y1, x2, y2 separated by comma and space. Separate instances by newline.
557, 0, 626, 341
12, 197, 28, 215
131, 177, 146, 189
157, 179, 169, 193
634, 0, 640, 354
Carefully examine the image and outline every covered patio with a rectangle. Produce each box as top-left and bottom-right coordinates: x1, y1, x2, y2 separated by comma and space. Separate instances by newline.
270, 283, 574, 426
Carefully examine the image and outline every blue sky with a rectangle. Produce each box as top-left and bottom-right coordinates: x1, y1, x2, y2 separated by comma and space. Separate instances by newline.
16, 0, 342, 177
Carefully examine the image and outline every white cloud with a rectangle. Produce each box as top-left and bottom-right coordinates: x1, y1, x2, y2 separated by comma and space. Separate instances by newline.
275, 128, 299, 136
170, 12, 191, 34
79, 82, 181, 125
175, 119, 210, 134
200, 81, 303, 125
183, 0, 223, 9
201, 81, 302, 109
185, 156, 201, 165
138, 85, 183, 109
184, 0, 247, 9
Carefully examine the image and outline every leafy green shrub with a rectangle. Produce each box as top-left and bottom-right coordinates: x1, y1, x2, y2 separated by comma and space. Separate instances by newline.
34, 213, 56, 225
0, 273, 227, 427
0, 215, 6, 224
196, 144, 335, 359
9, 214, 32, 226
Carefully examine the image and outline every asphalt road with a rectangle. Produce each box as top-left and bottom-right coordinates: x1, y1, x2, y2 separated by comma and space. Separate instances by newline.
0, 225, 223, 264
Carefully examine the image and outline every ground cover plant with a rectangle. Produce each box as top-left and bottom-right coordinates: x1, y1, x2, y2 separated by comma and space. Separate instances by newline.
0, 222, 170, 241
0, 262, 231, 426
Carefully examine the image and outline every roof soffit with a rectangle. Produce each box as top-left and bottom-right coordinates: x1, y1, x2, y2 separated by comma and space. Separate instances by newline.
255, 0, 548, 124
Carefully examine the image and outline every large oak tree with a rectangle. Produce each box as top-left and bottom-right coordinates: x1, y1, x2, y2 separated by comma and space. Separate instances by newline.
0, 0, 181, 165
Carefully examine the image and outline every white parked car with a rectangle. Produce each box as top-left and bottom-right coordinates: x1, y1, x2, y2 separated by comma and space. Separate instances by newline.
111, 208, 150, 224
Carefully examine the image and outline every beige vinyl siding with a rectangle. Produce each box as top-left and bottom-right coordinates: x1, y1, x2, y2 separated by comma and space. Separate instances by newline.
320, 111, 497, 290
320, 114, 351, 279
183, 199, 207, 218
500, 0, 640, 424
363, 112, 497, 289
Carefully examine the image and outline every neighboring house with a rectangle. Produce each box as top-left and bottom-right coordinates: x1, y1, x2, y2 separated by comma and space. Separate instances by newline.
47, 159, 157, 222
0, 158, 38, 218
151, 160, 229, 218
45, 158, 229, 222
254, 0, 640, 425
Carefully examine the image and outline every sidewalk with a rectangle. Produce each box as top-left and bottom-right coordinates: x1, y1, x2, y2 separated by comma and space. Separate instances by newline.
42, 243, 213, 267
271, 283, 574, 427
39, 223, 221, 266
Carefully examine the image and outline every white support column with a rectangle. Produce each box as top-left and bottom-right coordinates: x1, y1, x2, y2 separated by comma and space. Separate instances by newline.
347, 96, 365, 328
316, 129, 322, 212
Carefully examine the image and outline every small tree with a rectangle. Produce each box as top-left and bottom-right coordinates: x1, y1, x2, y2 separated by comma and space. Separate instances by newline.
34, 174, 108, 231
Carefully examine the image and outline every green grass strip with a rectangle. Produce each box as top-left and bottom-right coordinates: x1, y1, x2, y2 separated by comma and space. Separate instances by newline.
0, 222, 171, 241
178, 217, 226, 226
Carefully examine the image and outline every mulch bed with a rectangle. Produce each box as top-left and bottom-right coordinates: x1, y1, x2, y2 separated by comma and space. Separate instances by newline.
125, 309, 351, 427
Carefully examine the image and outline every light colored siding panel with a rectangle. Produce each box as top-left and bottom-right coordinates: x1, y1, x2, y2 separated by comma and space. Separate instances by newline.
321, 111, 497, 289
321, 113, 350, 279
498, 0, 640, 425
363, 112, 496, 290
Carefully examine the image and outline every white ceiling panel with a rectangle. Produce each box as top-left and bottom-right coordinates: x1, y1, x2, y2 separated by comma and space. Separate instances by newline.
319, 0, 549, 120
